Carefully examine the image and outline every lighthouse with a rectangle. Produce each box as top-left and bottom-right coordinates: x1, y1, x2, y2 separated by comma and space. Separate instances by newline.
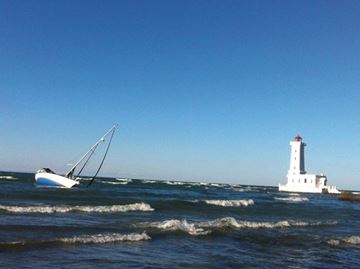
279, 135, 340, 194
288, 135, 306, 176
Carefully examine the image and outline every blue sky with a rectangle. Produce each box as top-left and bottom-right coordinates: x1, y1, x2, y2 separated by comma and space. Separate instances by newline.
1, 0, 360, 189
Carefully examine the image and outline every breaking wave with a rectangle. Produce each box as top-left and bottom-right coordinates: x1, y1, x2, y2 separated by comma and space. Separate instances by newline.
274, 197, 309, 202
101, 181, 128, 185
116, 178, 132, 183
136, 217, 336, 236
204, 199, 254, 207
327, 236, 360, 246
0, 232, 151, 247
165, 181, 186, 186
0, 202, 154, 213
59, 232, 151, 244
230, 187, 245, 192
142, 179, 158, 184
0, 175, 17, 180
199, 217, 333, 229
136, 219, 210, 236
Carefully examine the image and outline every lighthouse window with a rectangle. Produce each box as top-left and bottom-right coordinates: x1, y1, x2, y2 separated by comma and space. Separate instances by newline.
304, 178, 307, 183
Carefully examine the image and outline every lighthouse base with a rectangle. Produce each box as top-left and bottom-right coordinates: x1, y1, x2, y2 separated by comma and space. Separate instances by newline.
279, 174, 340, 194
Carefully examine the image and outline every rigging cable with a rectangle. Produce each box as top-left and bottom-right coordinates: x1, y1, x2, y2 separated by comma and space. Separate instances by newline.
87, 128, 116, 187
75, 144, 99, 180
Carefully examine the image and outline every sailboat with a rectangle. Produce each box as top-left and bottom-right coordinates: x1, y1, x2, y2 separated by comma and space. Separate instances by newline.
35, 125, 117, 188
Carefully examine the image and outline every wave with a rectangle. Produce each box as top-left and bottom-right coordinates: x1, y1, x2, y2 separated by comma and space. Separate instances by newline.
204, 199, 254, 207
100, 181, 129, 185
189, 182, 210, 186
229, 186, 266, 192
59, 232, 150, 244
0, 176, 17, 180
274, 197, 309, 202
116, 178, 132, 183
165, 181, 186, 186
0, 232, 150, 248
136, 217, 336, 236
136, 219, 210, 236
142, 180, 158, 184
327, 236, 360, 246
161, 180, 228, 188
230, 187, 245, 192
199, 217, 333, 229
210, 183, 228, 188
0, 202, 154, 213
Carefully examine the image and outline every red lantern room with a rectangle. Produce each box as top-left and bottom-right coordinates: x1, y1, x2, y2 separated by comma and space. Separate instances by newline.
295, 135, 302, 141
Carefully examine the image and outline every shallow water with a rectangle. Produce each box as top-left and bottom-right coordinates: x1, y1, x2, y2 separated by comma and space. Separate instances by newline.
0, 171, 359, 268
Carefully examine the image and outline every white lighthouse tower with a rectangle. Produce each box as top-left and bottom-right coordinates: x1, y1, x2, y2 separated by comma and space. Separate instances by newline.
279, 135, 340, 194
288, 135, 306, 176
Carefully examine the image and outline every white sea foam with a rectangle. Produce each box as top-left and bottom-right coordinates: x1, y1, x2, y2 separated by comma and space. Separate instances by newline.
209, 183, 221, 187
0, 202, 154, 213
137, 219, 210, 235
137, 217, 336, 236
101, 181, 129, 185
59, 232, 151, 244
235, 186, 261, 192
199, 217, 330, 229
0, 176, 17, 180
100, 178, 132, 185
327, 236, 360, 246
231, 187, 245, 192
165, 181, 185, 186
204, 199, 254, 207
189, 182, 205, 186
142, 180, 157, 184
274, 197, 309, 202
116, 178, 132, 183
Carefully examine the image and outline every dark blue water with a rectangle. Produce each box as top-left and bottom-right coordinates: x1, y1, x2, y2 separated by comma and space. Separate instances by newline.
0, 171, 359, 268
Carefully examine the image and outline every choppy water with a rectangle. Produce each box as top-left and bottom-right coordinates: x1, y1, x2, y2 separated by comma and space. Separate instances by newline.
0, 171, 359, 268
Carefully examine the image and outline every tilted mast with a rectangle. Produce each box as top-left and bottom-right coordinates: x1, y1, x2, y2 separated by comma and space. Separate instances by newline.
65, 125, 117, 178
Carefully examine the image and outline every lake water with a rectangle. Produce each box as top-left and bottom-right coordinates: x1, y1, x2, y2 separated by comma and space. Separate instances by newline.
0, 171, 359, 268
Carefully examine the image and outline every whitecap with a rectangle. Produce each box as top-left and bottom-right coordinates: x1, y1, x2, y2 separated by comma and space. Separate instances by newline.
327, 235, 360, 246
136, 217, 335, 236
101, 181, 128, 185
345, 235, 360, 244
209, 183, 222, 187
142, 180, 157, 184
0, 175, 17, 180
187, 182, 208, 187
0, 202, 154, 213
274, 197, 309, 202
116, 178, 132, 183
136, 219, 210, 236
204, 199, 254, 207
165, 181, 185, 186
59, 232, 151, 244
231, 188, 245, 192
200, 217, 334, 229
327, 239, 340, 246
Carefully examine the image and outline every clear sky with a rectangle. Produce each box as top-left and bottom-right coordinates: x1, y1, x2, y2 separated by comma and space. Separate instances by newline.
1, 0, 360, 189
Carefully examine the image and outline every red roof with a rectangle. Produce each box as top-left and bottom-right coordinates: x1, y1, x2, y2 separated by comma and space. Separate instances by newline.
295, 135, 302, 141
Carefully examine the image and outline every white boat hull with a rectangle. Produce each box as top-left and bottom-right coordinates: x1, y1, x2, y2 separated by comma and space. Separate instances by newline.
35, 172, 79, 188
